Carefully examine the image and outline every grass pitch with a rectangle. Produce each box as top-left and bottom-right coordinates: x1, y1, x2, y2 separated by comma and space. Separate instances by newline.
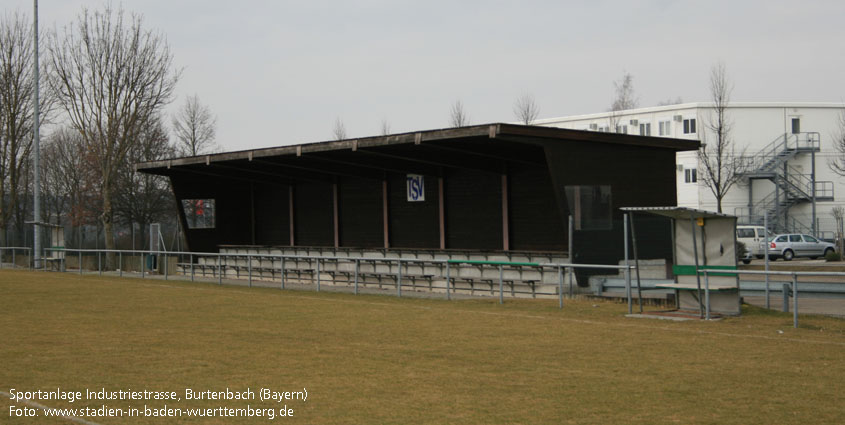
1, 270, 844, 424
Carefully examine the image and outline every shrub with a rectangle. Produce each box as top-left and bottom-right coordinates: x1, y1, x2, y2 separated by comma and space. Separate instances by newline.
825, 250, 841, 262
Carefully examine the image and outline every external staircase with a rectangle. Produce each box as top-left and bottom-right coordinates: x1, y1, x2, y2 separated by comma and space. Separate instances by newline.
736, 132, 833, 234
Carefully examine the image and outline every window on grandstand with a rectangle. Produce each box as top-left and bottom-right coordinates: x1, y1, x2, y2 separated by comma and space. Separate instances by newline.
182, 199, 216, 229
683, 118, 696, 134
565, 185, 613, 231
659, 120, 671, 136
685, 168, 697, 183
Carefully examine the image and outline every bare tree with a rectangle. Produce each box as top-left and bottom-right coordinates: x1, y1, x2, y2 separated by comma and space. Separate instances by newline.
449, 99, 469, 127
380, 119, 391, 136
332, 117, 347, 140
172, 94, 218, 157
0, 11, 52, 244
828, 107, 845, 177
41, 127, 100, 247
657, 96, 684, 106
698, 62, 746, 213
114, 115, 175, 249
47, 4, 179, 263
608, 71, 638, 132
513, 93, 539, 125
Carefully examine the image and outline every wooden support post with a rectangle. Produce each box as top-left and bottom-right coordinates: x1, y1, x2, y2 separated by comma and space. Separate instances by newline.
438, 176, 446, 250
382, 179, 390, 249
289, 185, 295, 246
333, 182, 340, 248
502, 174, 509, 251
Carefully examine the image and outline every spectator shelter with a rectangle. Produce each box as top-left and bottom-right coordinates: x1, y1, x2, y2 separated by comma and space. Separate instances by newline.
622, 207, 741, 316
137, 124, 699, 283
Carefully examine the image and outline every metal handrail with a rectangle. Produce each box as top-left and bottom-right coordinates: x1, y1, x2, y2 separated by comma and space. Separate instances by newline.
40, 247, 636, 309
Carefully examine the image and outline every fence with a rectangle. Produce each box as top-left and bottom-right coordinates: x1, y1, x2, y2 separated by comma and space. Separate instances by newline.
697, 268, 845, 328
12, 247, 639, 310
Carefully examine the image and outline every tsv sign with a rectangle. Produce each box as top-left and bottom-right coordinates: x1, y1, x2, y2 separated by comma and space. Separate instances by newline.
406, 174, 425, 202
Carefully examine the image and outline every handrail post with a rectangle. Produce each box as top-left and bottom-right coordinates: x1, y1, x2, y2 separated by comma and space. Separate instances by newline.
164, 253, 168, 280
397, 259, 402, 297
190, 254, 194, 282
119, 252, 122, 277
558, 266, 563, 309
12, 249, 15, 269
354, 259, 359, 295
141, 251, 145, 278
280, 256, 285, 290
792, 273, 799, 328
248, 254, 252, 287
79, 250, 82, 275
218, 254, 223, 285
316, 258, 321, 292
98, 251, 101, 276
445, 262, 451, 301
499, 264, 504, 304
704, 270, 711, 320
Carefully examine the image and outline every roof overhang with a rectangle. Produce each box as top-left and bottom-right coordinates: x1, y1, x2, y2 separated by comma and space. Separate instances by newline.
620, 206, 734, 220
137, 123, 700, 180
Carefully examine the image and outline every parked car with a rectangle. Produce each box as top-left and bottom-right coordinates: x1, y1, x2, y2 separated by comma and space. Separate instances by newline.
736, 225, 769, 259
767, 233, 836, 261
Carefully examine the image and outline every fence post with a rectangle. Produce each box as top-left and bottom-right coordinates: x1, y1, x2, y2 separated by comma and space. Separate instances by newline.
499, 264, 504, 304
141, 251, 145, 278
248, 255, 252, 288
119, 252, 122, 277
782, 283, 790, 312
397, 259, 402, 297
764, 214, 770, 309
218, 254, 223, 285
792, 273, 799, 329
568, 215, 574, 298
98, 251, 102, 276
354, 259, 359, 295
445, 262, 451, 301
704, 270, 711, 320
79, 251, 82, 275
280, 256, 285, 290
624, 213, 632, 314
558, 266, 563, 309
12, 249, 15, 269
316, 258, 321, 292
190, 254, 194, 282
164, 254, 168, 280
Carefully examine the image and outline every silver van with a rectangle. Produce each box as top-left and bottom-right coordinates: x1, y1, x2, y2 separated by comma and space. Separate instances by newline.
736, 225, 769, 259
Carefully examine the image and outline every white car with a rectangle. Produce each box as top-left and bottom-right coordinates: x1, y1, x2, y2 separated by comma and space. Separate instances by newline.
767, 234, 836, 261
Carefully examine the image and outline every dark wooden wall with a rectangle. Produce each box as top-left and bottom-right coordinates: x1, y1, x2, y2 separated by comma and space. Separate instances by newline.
339, 177, 383, 248
169, 139, 680, 268
388, 173, 439, 248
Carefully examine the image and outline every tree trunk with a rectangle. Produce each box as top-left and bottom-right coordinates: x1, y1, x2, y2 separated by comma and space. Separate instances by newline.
102, 183, 116, 269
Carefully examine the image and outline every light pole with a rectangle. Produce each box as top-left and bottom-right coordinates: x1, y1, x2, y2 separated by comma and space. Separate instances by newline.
33, 0, 42, 269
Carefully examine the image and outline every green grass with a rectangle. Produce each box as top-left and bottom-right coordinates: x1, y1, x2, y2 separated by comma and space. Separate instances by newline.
1, 270, 844, 424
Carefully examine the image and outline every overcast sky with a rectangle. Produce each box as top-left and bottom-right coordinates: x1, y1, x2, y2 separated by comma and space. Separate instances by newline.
8, 0, 845, 151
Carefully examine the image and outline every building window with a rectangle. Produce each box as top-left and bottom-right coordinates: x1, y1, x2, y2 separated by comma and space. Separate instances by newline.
565, 185, 613, 231
683, 118, 696, 134
639, 122, 651, 136
684, 168, 697, 183
791, 118, 800, 134
615, 124, 628, 134
659, 120, 671, 136
181, 199, 216, 229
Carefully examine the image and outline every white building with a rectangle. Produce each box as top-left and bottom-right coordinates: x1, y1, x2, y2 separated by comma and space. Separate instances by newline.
535, 102, 845, 239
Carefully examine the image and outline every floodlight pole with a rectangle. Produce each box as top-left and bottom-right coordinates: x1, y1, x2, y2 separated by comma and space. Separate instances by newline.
32, 0, 42, 270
